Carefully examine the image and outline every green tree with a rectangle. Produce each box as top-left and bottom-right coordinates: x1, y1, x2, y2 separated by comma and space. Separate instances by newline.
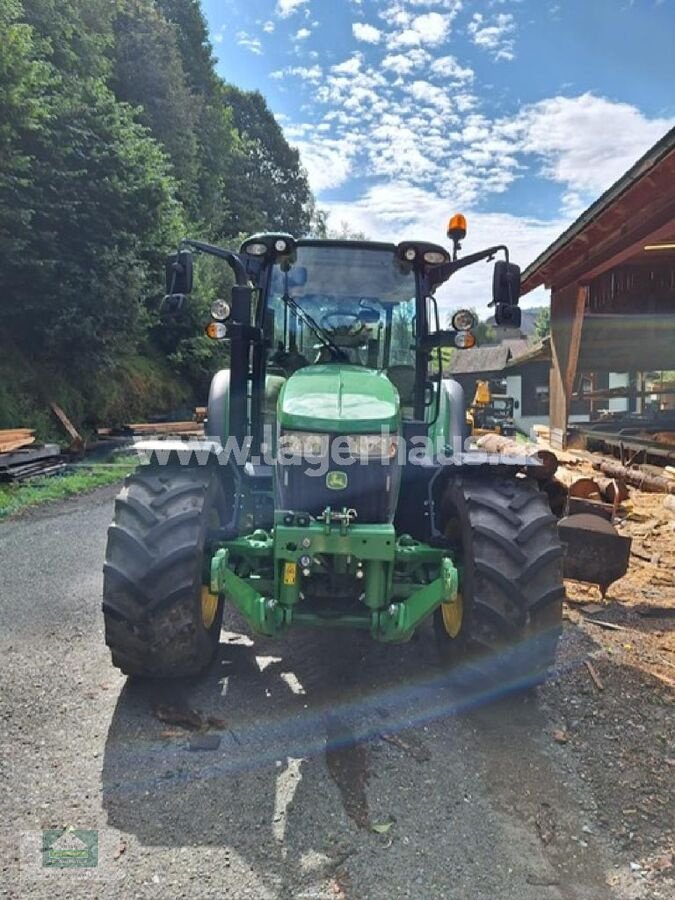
0, 1, 48, 258
534, 307, 551, 339
2, 0, 183, 371
0, 0, 319, 425
153, 0, 244, 236
111, 0, 200, 213
221, 86, 313, 238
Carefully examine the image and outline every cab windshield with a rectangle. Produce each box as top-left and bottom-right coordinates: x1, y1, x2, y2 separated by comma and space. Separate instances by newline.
265, 244, 418, 375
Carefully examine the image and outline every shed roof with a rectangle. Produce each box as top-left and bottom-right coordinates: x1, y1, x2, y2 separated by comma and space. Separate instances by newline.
448, 345, 509, 375
506, 337, 552, 370
521, 126, 675, 294
448, 338, 534, 375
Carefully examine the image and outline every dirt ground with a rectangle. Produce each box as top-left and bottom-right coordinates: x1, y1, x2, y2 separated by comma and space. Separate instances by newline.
0, 477, 673, 899
541, 453, 675, 896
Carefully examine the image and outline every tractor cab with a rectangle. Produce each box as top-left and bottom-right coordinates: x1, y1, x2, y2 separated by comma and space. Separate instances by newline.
194, 230, 522, 461
249, 237, 454, 436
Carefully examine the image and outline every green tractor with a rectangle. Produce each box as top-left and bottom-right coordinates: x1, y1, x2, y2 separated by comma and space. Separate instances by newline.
102, 219, 565, 685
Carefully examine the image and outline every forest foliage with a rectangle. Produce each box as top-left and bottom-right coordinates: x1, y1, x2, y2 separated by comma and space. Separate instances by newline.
0, 0, 314, 429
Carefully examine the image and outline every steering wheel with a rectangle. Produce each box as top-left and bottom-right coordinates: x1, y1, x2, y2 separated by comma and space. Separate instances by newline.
320, 310, 367, 338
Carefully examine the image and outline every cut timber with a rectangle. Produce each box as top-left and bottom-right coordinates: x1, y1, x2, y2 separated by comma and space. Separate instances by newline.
592, 460, 675, 495
128, 421, 204, 435
596, 478, 629, 504
0, 429, 35, 439
50, 402, 84, 451
0, 444, 61, 469
569, 478, 602, 500
0, 436, 36, 453
476, 433, 558, 479
0, 428, 35, 453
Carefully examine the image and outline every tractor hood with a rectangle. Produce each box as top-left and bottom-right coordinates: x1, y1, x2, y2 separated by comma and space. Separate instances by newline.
278, 364, 400, 433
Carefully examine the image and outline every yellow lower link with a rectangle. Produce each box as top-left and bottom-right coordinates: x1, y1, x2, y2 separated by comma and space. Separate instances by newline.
201, 586, 219, 629
441, 592, 463, 639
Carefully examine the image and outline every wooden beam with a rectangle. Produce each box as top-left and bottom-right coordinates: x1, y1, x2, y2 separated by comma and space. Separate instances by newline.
50, 402, 84, 451
550, 204, 675, 291
564, 285, 587, 398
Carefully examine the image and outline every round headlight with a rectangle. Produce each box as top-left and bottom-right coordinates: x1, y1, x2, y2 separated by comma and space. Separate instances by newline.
275, 239, 288, 253
245, 242, 268, 256
455, 332, 477, 349
404, 248, 417, 261
423, 250, 447, 265
210, 299, 231, 321
452, 309, 477, 332
206, 322, 228, 340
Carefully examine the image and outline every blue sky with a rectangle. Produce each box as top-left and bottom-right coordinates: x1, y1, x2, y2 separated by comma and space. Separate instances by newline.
203, 0, 674, 312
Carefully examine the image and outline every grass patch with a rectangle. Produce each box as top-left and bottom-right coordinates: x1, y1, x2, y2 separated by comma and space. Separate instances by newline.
0, 454, 138, 520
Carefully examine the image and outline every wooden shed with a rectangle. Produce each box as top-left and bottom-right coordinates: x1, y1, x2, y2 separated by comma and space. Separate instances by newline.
520, 127, 675, 449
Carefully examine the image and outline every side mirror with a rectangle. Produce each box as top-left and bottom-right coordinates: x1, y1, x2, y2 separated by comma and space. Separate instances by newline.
165, 250, 193, 296
160, 293, 188, 318
495, 303, 522, 329
493, 261, 521, 306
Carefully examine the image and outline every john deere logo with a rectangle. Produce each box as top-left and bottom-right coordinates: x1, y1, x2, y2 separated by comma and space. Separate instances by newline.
326, 471, 348, 491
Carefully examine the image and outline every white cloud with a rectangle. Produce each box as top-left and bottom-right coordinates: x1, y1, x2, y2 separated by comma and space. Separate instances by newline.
407, 80, 454, 116
467, 12, 516, 61
381, 49, 430, 75
503, 93, 675, 201
263, 21, 275, 34
272, 8, 672, 235
294, 27, 312, 40
332, 54, 363, 75
212, 25, 226, 44
236, 31, 262, 55
295, 138, 356, 192
429, 55, 474, 82
386, 11, 455, 48
320, 183, 563, 314
353, 22, 382, 43
276, 0, 309, 17
271, 65, 323, 83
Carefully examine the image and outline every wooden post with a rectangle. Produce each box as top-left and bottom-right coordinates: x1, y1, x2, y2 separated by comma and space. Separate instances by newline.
565, 286, 587, 397
549, 283, 587, 449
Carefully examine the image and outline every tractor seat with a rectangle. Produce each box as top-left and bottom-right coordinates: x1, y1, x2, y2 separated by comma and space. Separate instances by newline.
386, 365, 416, 406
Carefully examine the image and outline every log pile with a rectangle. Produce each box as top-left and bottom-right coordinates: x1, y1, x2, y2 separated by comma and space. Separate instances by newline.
475, 433, 558, 480
592, 459, 675, 496
0, 429, 36, 454
0, 429, 64, 482
97, 421, 204, 439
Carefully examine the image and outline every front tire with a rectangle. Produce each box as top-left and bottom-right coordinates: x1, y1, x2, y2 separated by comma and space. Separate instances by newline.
102, 464, 229, 677
434, 475, 564, 688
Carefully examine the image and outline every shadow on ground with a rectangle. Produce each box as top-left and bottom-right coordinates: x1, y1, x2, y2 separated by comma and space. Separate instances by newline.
101, 620, 590, 897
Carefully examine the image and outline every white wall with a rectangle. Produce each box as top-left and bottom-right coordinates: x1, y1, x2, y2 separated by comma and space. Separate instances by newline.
608, 373, 630, 413
506, 373, 556, 436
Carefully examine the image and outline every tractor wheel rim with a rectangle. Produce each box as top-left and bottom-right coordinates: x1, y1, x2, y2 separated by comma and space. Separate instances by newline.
201, 586, 219, 629
441, 593, 463, 639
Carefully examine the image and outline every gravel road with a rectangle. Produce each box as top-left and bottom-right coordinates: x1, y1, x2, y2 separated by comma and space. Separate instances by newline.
0, 486, 670, 899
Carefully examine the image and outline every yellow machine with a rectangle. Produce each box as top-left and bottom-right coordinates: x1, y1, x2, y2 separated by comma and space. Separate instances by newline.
467, 380, 516, 437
